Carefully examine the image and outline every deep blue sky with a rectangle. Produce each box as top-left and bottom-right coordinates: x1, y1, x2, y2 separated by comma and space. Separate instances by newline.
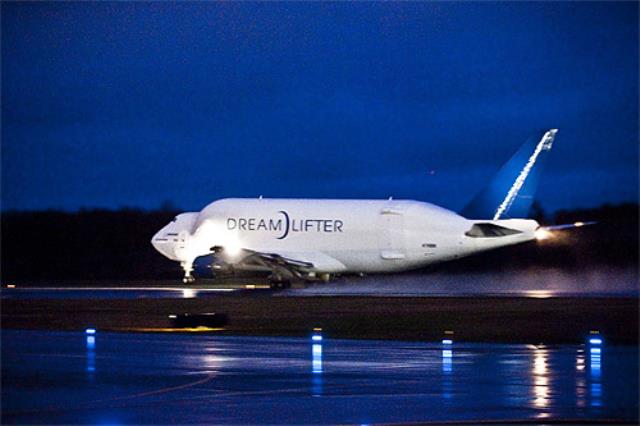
2, 2, 638, 213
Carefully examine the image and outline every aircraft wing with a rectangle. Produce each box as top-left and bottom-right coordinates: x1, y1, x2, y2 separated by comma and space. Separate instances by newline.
251, 251, 314, 270
238, 249, 347, 279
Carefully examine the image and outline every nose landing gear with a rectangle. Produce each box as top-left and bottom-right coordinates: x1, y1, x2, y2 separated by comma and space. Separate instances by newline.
181, 260, 195, 284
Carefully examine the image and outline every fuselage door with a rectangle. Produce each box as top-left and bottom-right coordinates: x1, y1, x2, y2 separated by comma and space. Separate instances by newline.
379, 207, 405, 260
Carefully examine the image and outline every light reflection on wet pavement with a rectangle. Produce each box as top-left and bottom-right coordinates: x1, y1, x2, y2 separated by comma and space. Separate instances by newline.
0, 287, 236, 300
3, 267, 637, 299
2, 330, 637, 424
287, 267, 639, 297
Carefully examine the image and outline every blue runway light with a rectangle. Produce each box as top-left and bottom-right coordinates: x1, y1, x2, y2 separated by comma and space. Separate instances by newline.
312, 327, 323, 342
85, 328, 96, 335
589, 338, 602, 345
442, 339, 453, 345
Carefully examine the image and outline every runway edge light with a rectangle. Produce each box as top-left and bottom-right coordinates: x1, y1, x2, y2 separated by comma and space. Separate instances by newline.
442, 330, 454, 345
312, 327, 323, 342
589, 330, 602, 345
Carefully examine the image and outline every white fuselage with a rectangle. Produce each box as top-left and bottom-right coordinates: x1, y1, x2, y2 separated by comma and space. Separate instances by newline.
152, 198, 539, 275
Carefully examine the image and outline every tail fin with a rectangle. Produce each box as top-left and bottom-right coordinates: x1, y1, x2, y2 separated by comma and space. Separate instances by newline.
461, 129, 557, 220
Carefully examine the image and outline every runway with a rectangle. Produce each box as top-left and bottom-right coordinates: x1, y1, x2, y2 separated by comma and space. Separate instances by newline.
288, 267, 639, 297
1, 287, 240, 300
3, 273, 638, 423
2, 330, 637, 424
2, 271, 637, 423
3, 266, 637, 299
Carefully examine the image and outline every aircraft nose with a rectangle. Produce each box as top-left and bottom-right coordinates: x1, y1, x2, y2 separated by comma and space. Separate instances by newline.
151, 228, 177, 260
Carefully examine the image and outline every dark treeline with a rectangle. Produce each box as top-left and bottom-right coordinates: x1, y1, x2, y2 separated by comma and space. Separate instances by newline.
1, 208, 182, 281
1, 204, 638, 282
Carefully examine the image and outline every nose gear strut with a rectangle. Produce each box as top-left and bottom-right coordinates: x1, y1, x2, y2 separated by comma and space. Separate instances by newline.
181, 260, 195, 284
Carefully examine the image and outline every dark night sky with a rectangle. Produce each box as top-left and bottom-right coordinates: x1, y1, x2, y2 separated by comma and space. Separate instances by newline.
2, 2, 638, 213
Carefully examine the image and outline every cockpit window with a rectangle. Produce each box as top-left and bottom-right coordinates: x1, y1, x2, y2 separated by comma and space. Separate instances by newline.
465, 223, 522, 238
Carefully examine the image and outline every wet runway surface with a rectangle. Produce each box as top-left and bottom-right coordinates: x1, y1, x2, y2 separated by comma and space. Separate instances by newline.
287, 267, 640, 297
1, 287, 239, 300
2, 330, 637, 424
4, 267, 637, 299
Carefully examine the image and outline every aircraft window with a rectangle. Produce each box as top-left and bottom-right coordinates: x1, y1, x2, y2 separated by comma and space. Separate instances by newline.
465, 223, 523, 238
172, 217, 178, 222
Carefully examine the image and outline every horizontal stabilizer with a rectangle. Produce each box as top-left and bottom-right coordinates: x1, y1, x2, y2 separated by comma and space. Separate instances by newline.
541, 221, 597, 231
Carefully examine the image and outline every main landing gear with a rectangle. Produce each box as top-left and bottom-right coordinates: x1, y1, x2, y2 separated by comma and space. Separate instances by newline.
269, 280, 291, 289
268, 273, 291, 289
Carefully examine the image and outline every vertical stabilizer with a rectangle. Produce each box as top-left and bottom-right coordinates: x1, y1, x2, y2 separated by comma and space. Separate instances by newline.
461, 129, 557, 220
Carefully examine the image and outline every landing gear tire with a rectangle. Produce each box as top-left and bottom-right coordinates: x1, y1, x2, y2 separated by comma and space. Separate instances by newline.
181, 260, 195, 285
268, 279, 291, 290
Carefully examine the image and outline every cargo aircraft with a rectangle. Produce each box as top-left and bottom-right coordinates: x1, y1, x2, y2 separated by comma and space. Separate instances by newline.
152, 129, 577, 287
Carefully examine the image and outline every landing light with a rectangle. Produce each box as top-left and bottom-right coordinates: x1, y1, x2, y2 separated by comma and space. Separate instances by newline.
220, 233, 243, 257
224, 244, 242, 257
85, 328, 96, 335
574, 221, 584, 227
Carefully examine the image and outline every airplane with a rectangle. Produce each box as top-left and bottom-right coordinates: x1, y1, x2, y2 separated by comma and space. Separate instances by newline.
151, 129, 580, 287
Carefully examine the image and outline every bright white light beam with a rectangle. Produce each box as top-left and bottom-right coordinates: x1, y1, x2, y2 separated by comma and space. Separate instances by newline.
493, 129, 557, 220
